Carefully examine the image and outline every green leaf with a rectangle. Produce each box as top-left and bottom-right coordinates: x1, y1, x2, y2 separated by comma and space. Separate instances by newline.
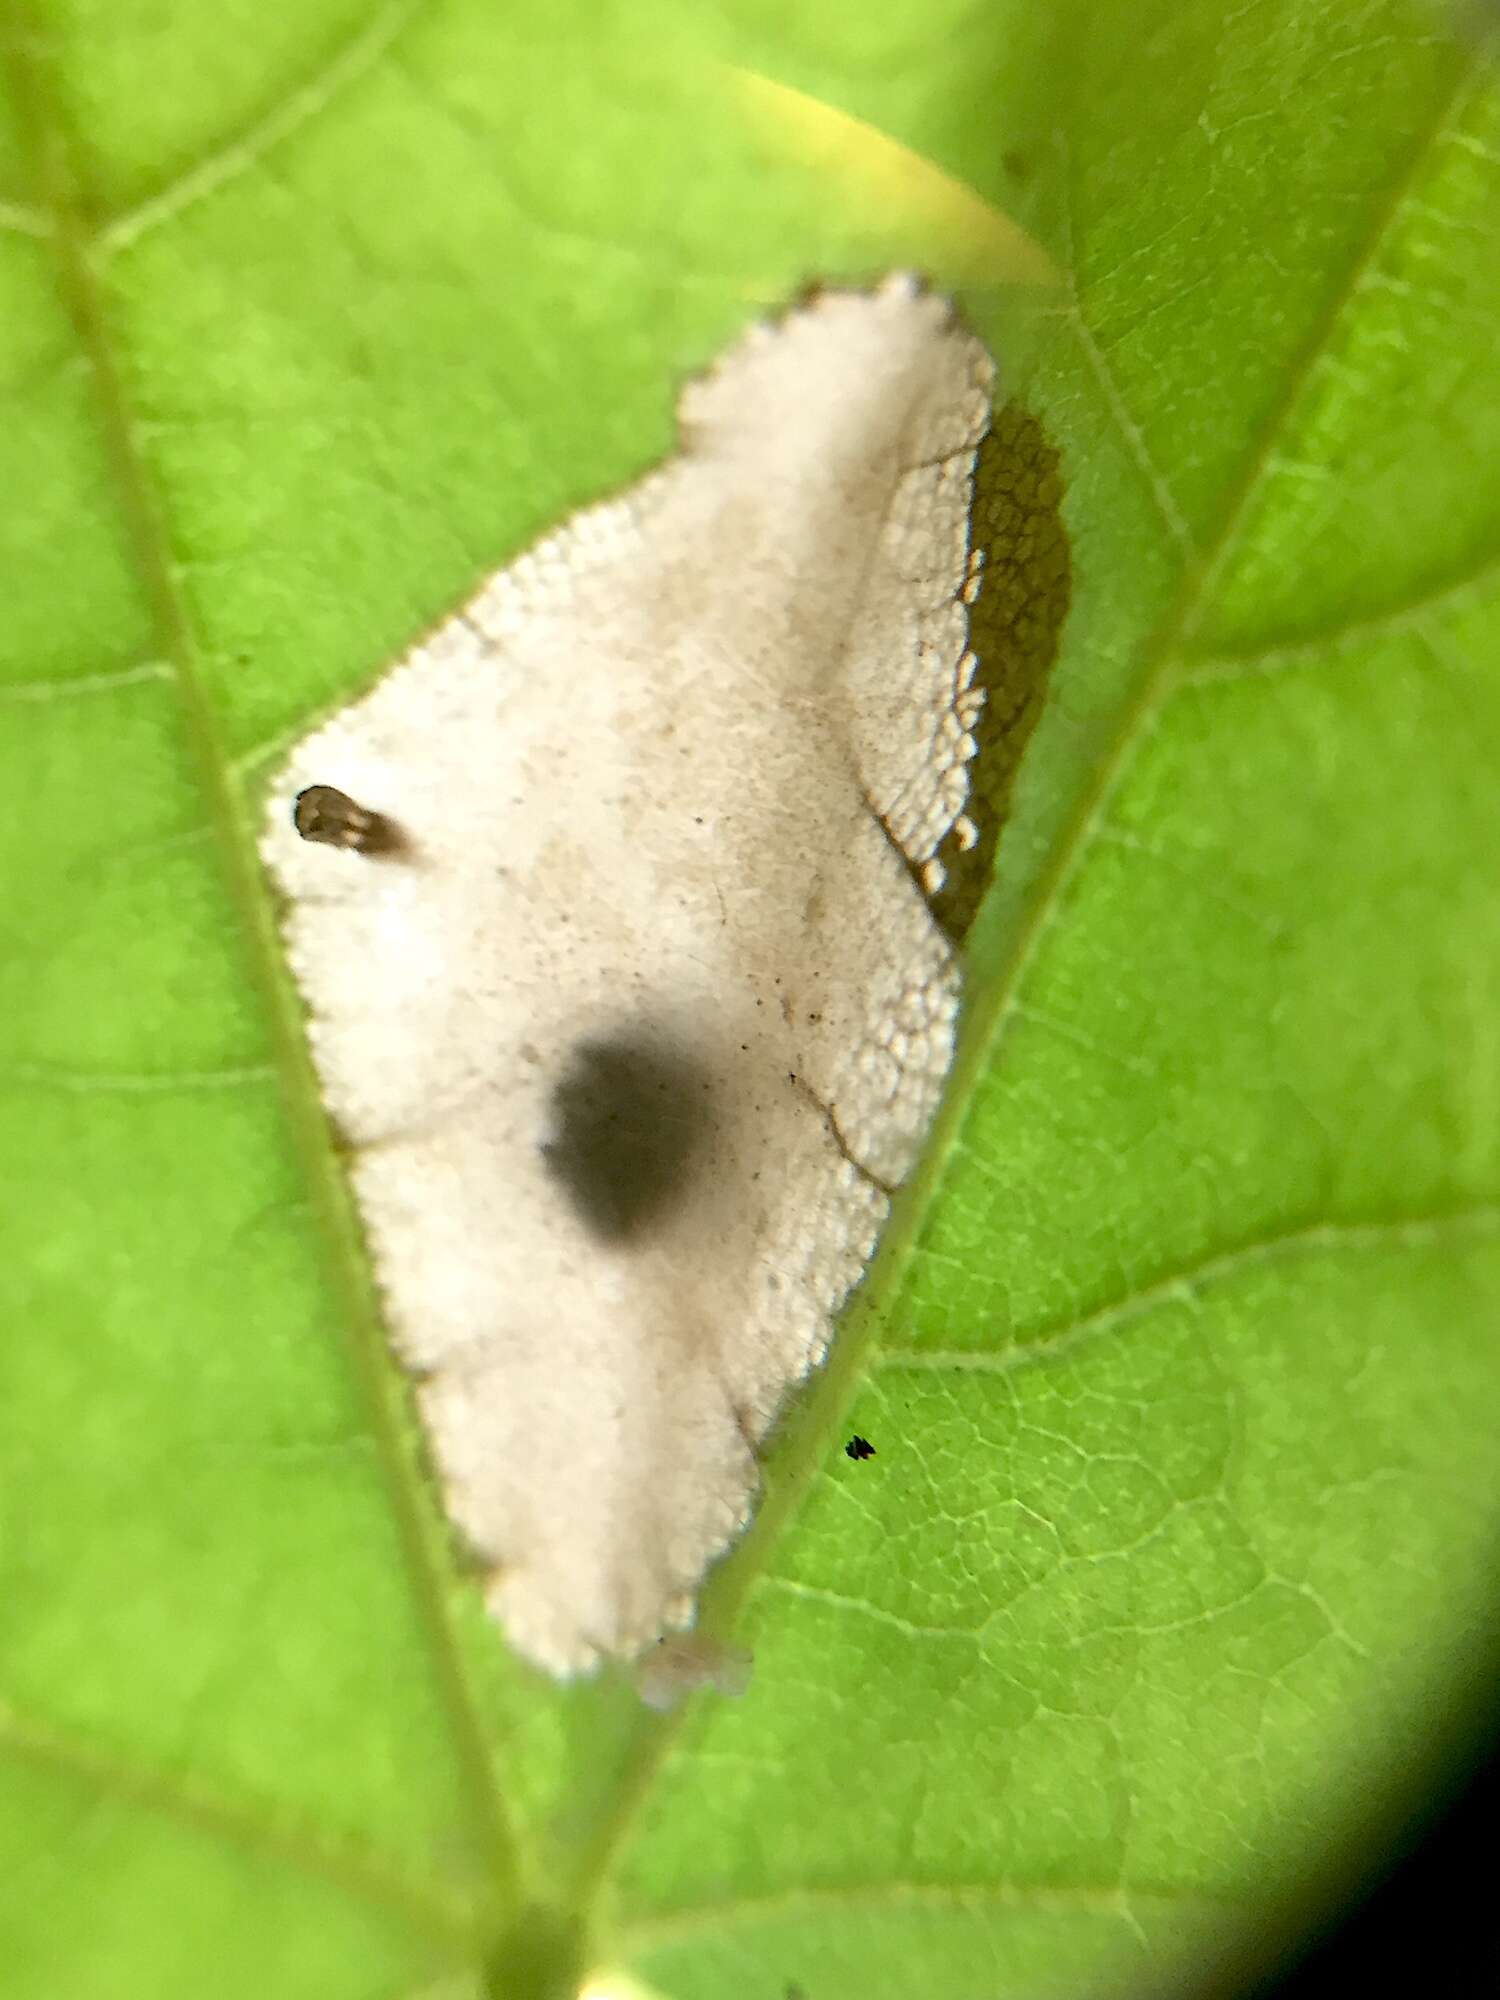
4, 1, 1498, 1996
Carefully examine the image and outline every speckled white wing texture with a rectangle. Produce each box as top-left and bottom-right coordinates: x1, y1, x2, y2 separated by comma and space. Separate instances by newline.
261, 274, 994, 1675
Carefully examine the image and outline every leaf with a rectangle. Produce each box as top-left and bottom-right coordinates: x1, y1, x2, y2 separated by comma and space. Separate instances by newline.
3, 2, 1498, 1997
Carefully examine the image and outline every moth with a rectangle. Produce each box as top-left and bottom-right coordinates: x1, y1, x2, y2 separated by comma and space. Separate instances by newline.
263, 275, 999, 1676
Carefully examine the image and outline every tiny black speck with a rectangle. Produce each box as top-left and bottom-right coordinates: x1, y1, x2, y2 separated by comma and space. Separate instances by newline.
844, 1435, 875, 1461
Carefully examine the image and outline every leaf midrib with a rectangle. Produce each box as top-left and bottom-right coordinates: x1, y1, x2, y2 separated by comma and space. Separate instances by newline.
1, 0, 521, 1936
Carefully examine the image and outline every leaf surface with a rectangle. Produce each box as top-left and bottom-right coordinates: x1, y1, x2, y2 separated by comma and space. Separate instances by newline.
2, 2, 1498, 1996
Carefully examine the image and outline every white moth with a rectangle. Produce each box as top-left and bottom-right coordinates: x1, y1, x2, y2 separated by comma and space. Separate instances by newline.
262, 274, 994, 1677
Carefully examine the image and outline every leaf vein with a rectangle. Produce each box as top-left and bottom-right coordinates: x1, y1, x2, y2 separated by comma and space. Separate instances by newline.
1181, 545, 1500, 685
0, 192, 47, 233
877, 1204, 1500, 1375
0, 656, 171, 702
614, 1875, 1244, 1954
759, 1574, 983, 1642
0, 1059, 275, 1096
97, 0, 425, 259
0, 1696, 475, 1942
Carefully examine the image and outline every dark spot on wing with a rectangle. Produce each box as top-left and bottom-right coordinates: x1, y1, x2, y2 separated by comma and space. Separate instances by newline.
541, 1031, 715, 1242
845, 1434, 876, 1461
